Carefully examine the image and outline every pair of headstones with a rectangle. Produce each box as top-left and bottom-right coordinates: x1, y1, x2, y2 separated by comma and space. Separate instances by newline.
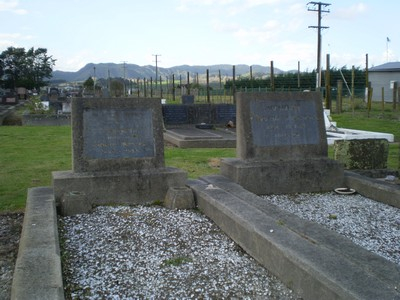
53, 92, 343, 215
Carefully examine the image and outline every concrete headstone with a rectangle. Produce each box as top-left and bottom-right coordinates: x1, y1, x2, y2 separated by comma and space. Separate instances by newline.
52, 98, 187, 215
221, 92, 343, 194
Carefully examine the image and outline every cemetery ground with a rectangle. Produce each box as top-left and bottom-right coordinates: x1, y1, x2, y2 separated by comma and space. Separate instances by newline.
1, 101, 400, 298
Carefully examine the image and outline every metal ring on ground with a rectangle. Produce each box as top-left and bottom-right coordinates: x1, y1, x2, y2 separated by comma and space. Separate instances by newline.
334, 187, 356, 195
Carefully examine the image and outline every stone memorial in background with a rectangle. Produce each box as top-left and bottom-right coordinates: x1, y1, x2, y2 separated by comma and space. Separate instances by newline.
52, 98, 187, 215
334, 138, 389, 169
221, 92, 344, 194
182, 95, 195, 105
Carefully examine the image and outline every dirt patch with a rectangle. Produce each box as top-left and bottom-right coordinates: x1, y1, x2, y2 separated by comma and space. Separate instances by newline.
0, 213, 24, 299
208, 158, 221, 168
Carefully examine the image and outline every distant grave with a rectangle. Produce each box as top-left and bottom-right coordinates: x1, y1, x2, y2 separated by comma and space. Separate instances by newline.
221, 92, 343, 194
53, 98, 187, 215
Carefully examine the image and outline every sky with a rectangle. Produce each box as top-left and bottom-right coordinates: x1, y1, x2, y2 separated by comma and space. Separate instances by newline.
0, 0, 398, 72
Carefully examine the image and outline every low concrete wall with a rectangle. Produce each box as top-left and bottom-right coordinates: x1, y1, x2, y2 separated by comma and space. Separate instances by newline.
344, 170, 400, 209
22, 114, 71, 126
11, 187, 64, 300
188, 175, 400, 300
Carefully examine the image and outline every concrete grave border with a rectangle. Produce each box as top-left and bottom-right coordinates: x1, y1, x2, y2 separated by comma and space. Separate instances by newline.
13, 172, 400, 300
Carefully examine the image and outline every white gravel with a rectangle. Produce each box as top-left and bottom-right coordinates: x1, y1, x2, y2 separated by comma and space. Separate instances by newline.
59, 206, 297, 299
59, 192, 400, 299
262, 192, 400, 265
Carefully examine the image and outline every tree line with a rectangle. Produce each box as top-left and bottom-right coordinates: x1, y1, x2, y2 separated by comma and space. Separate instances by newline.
0, 46, 56, 90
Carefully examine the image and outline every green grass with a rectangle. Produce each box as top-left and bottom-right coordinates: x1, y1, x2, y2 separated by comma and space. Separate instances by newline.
1, 100, 400, 212
0, 125, 235, 211
164, 146, 235, 179
0, 126, 71, 211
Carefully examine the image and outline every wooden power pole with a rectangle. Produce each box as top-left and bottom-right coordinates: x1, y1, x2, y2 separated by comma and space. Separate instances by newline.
308, 2, 331, 90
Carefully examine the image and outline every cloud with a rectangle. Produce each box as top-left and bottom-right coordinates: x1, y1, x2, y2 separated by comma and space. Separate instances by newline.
0, 33, 35, 49
0, 0, 27, 14
333, 3, 367, 20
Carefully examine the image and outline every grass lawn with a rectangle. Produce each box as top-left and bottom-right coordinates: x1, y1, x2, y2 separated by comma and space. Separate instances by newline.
0, 125, 236, 211
1, 100, 399, 212
0, 126, 71, 211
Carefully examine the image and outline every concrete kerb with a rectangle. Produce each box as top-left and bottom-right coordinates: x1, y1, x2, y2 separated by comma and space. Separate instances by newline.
11, 187, 64, 300
344, 170, 400, 209
187, 175, 400, 300
13, 174, 400, 299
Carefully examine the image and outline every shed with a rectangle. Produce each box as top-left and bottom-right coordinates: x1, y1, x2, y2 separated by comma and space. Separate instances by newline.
369, 62, 400, 101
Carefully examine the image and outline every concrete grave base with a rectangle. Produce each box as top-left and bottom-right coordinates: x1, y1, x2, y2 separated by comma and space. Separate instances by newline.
53, 167, 187, 215
164, 186, 195, 209
60, 191, 92, 216
188, 175, 400, 300
164, 127, 236, 148
221, 157, 344, 194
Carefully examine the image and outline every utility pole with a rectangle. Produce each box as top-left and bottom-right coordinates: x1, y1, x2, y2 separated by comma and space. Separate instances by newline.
308, 2, 330, 90
152, 54, 161, 87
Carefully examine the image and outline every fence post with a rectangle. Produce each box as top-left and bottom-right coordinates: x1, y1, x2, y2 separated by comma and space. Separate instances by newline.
206, 69, 210, 103
150, 77, 153, 97
144, 78, 147, 98
232, 65, 236, 104
351, 65, 355, 116
392, 81, 397, 110
381, 87, 384, 112
367, 82, 373, 118
187, 72, 190, 96
270, 61, 275, 91
325, 54, 331, 110
172, 74, 175, 101
337, 80, 343, 114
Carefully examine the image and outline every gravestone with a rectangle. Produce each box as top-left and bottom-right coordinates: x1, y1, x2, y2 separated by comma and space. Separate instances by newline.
52, 98, 187, 215
220, 92, 343, 194
182, 95, 194, 105
334, 139, 389, 169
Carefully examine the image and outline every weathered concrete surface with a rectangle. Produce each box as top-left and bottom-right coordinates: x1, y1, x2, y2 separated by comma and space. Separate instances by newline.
221, 92, 344, 195
53, 167, 187, 212
345, 170, 400, 209
187, 175, 400, 300
164, 127, 236, 148
221, 157, 344, 195
334, 139, 389, 169
11, 187, 64, 300
164, 186, 195, 209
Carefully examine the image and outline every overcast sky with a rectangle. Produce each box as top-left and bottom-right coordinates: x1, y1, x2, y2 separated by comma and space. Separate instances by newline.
1, 0, 398, 72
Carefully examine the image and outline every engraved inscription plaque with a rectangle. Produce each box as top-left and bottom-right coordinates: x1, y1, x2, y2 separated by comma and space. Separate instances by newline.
83, 108, 154, 159
250, 99, 319, 146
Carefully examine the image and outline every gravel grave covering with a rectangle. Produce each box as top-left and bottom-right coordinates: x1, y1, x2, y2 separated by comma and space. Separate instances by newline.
262, 192, 400, 265
59, 206, 297, 299
0, 213, 23, 300
59, 191, 400, 299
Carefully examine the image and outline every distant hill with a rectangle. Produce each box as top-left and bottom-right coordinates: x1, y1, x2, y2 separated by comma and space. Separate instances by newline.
51, 63, 284, 83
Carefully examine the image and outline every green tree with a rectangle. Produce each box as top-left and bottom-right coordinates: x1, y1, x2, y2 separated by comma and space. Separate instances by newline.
0, 46, 56, 90
110, 79, 124, 97
83, 77, 94, 91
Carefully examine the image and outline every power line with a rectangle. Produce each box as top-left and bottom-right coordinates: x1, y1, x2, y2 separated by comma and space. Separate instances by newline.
308, 1, 331, 89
